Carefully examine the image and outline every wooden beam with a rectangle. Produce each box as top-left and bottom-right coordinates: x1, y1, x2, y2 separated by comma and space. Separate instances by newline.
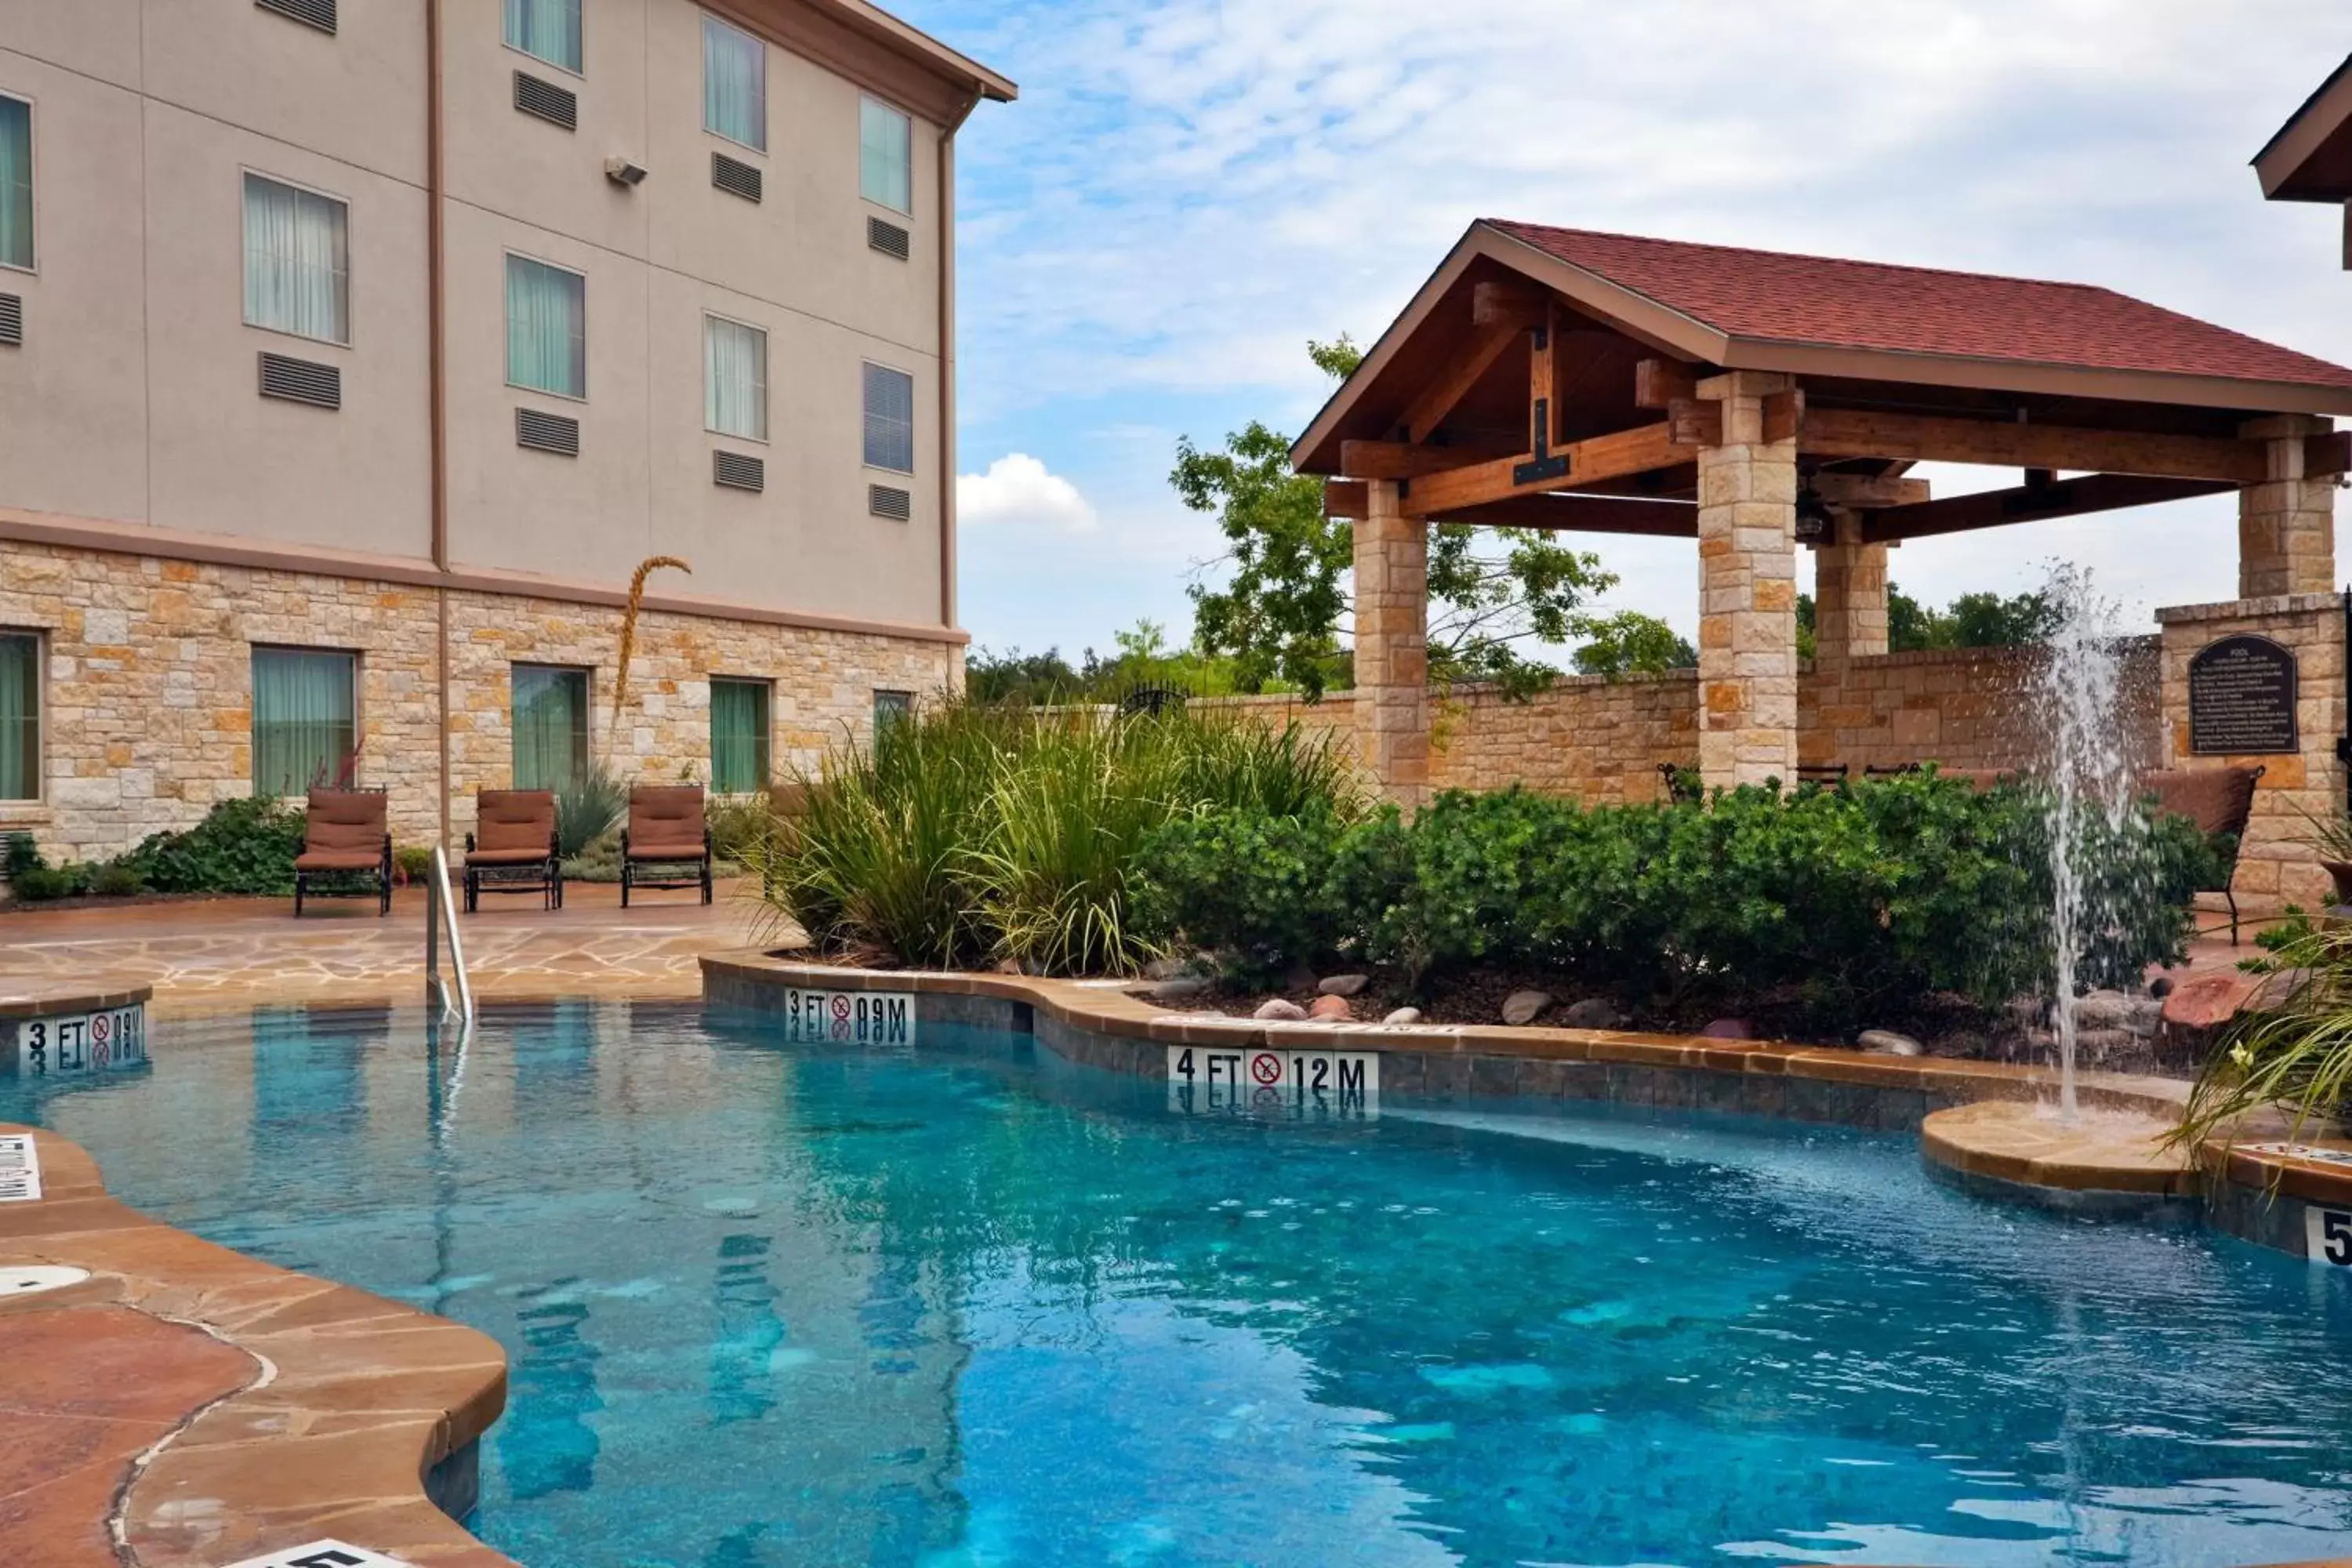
1529, 301, 1557, 458
2310, 429, 2352, 478
1436, 493, 1697, 538
1762, 389, 1802, 445
1667, 397, 1722, 448
1801, 406, 2268, 485
1338, 440, 1519, 480
1402, 420, 1685, 518
1394, 318, 1523, 445
1809, 471, 1930, 508
1634, 358, 1699, 410
1860, 474, 2238, 545
1324, 479, 1370, 520
1472, 279, 1548, 331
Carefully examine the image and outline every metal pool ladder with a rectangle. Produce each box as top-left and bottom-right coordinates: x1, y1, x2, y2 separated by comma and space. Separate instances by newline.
425, 844, 477, 1029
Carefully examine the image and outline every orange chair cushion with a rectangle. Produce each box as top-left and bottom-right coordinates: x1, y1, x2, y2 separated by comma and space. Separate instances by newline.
475, 789, 557, 856
304, 789, 387, 858
627, 785, 707, 858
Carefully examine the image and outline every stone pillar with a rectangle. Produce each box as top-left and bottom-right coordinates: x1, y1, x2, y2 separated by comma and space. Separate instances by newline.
1696, 370, 1800, 790
2239, 414, 2337, 600
1353, 479, 1428, 811
1809, 509, 1888, 666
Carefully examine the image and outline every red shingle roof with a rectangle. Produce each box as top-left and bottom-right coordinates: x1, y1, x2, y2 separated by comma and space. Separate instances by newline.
1486, 220, 2352, 392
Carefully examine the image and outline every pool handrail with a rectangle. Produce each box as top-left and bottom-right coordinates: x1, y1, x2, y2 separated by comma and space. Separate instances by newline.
426, 844, 477, 1029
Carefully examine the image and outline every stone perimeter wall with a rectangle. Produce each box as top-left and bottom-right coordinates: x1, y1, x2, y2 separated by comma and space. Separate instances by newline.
0, 540, 960, 859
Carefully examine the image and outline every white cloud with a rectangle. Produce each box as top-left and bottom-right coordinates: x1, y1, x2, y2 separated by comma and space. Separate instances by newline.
957, 453, 1099, 533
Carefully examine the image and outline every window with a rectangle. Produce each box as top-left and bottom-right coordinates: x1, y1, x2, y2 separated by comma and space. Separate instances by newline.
506, 253, 585, 399
243, 174, 349, 344
0, 633, 38, 801
873, 689, 913, 735
710, 678, 770, 794
704, 314, 767, 441
702, 15, 765, 151
859, 96, 910, 214
862, 362, 913, 473
511, 664, 590, 791
252, 647, 358, 797
503, 0, 581, 74
0, 96, 29, 273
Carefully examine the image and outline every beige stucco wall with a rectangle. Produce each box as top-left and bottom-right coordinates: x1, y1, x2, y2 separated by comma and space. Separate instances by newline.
0, 539, 959, 861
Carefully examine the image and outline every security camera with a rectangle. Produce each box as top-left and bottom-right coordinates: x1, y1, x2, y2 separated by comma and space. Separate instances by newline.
604, 157, 648, 187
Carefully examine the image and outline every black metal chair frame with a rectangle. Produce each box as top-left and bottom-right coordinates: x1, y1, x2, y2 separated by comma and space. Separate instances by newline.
620, 827, 715, 908
463, 829, 564, 913
292, 826, 394, 919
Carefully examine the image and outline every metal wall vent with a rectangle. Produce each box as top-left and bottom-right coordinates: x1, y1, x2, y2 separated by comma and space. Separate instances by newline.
514, 71, 578, 132
713, 451, 765, 492
258, 351, 341, 410
868, 484, 913, 521
516, 407, 580, 457
256, 0, 337, 33
867, 216, 911, 261
712, 153, 762, 203
0, 294, 20, 348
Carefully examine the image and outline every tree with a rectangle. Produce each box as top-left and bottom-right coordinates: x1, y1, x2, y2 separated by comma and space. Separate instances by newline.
1177, 338, 1617, 700
1797, 583, 2059, 658
1572, 612, 1697, 677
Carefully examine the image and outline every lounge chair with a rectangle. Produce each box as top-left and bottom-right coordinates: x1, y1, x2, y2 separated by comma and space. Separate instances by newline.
293, 787, 393, 917
1795, 762, 1849, 788
2140, 765, 2265, 945
464, 789, 562, 913
621, 784, 713, 907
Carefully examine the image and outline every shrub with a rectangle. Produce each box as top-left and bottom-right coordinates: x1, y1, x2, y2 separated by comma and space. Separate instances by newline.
2177, 921, 2352, 1156
8, 863, 77, 902
1131, 804, 1361, 984
557, 767, 629, 861
394, 845, 436, 882
706, 796, 774, 866
89, 862, 144, 898
114, 797, 307, 895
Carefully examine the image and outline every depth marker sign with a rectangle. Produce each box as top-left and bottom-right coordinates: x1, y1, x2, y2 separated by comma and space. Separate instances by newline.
216, 1541, 418, 1568
1167, 1045, 1378, 1119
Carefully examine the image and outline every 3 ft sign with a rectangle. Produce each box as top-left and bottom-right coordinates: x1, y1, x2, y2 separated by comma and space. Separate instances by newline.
1166, 1045, 1378, 1120
10, 1005, 147, 1077
778, 989, 915, 1047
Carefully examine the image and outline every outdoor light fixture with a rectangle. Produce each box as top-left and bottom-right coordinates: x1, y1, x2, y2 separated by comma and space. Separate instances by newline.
1795, 486, 1831, 542
604, 157, 650, 187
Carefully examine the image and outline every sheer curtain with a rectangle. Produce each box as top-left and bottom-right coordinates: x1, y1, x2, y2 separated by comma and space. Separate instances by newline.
512, 666, 587, 791
0, 96, 30, 271
863, 363, 914, 472
243, 175, 348, 343
503, 0, 580, 72
705, 317, 766, 440
702, 16, 765, 150
252, 648, 357, 797
859, 97, 910, 214
506, 255, 585, 397
0, 633, 36, 801
710, 680, 769, 794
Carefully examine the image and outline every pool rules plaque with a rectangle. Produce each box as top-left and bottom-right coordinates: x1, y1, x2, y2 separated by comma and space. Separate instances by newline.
2188, 634, 2298, 755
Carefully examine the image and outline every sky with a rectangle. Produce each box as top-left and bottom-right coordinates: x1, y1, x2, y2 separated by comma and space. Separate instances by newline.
888, 0, 2352, 666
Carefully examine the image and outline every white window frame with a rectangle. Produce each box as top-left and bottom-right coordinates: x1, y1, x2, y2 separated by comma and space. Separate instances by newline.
861, 359, 916, 476
502, 0, 584, 78
701, 13, 768, 154
503, 249, 589, 404
702, 310, 769, 445
858, 93, 913, 216
0, 89, 38, 277
0, 626, 44, 806
239, 167, 354, 348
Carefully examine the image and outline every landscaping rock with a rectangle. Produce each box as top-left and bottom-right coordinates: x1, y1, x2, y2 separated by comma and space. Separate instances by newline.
1857, 1029, 1923, 1056
1317, 974, 1370, 998
1560, 998, 1627, 1030
2160, 973, 2261, 1031
1148, 976, 1214, 1004
1142, 956, 1188, 982
2074, 1027, 2138, 1060
2149, 975, 2175, 1000
1700, 1018, 1753, 1040
1308, 994, 1354, 1022
1501, 989, 1554, 1026
1254, 999, 1308, 1022
1382, 1007, 1425, 1026
2073, 990, 2138, 1029
1283, 963, 1320, 992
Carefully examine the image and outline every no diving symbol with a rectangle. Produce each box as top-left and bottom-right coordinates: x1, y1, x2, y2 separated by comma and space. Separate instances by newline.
91, 1016, 110, 1044
832, 997, 852, 1023
1249, 1052, 1283, 1087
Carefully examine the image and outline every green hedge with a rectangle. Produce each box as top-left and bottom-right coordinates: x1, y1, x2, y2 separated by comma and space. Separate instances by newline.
113, 797, 307, 896
1133, 775, 2216, 1029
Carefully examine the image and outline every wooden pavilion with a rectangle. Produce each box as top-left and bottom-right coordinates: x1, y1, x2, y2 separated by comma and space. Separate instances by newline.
1292, 221, 2352, 802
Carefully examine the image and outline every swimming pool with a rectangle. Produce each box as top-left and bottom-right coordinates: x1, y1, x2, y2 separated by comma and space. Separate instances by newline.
8, 1000, 2352, 1567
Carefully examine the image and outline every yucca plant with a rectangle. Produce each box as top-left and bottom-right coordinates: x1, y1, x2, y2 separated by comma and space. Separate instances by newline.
2174, 922, 2352, 1158
555, 764, 628, 859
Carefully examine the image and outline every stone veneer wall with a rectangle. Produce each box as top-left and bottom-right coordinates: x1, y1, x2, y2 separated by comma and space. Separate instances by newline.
2158, 593, 2346, 916
1799, 640, 2164, 778
0, 540, 960, 859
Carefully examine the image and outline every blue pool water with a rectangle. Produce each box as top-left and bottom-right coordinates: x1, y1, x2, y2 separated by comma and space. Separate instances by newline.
6, 1002, 2352, 1567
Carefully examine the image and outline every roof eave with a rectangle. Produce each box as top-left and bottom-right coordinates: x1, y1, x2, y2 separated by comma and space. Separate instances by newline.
2254, 53, 2352, 201
1721, 338, 2352, 419
811, 0, 1018, 103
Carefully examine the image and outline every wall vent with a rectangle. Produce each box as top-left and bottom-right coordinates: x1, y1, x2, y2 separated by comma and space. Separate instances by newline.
0, 294, 20, 348
514, 71, 578, 132
258, 351, 341, 410
868, 484, 913, 521
712, 153, 763, 203
516, 407, 581, 457
713, 450, 765, 492
867, 216, 911, 261
256, 0, 337, 33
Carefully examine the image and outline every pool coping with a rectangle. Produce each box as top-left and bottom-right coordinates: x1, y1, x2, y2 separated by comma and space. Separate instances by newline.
0, 1120, 514, 1568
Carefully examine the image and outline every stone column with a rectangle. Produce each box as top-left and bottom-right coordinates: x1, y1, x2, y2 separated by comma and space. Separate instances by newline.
1353, 478, 1428, 811
1697, 370, 1800, 789
2239, 414, 2337, 600
1809, 509, 1889, 666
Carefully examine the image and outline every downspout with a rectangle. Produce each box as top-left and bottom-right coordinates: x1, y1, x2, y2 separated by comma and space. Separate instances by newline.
427, 0, 452, 848
938, 92, 979, 644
